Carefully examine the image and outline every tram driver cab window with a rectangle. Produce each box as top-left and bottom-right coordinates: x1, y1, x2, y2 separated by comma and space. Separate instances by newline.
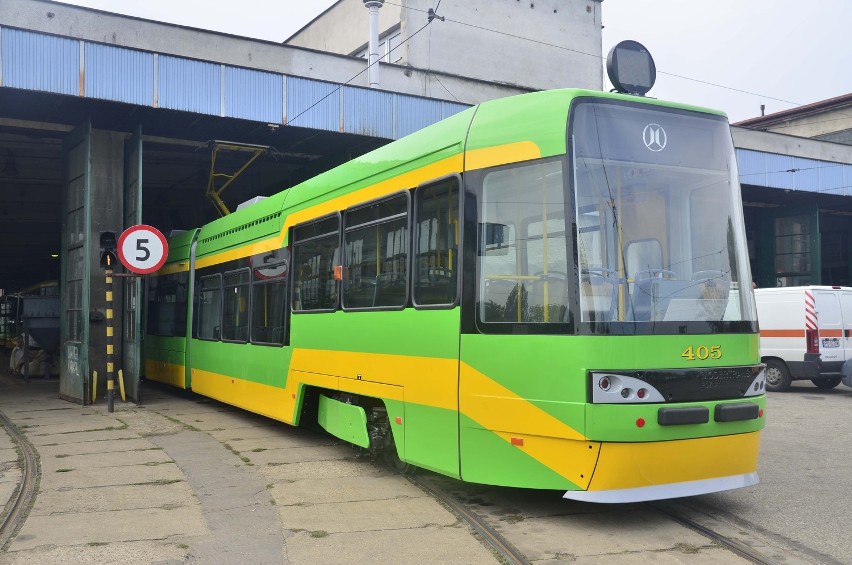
477, 159, 569, 325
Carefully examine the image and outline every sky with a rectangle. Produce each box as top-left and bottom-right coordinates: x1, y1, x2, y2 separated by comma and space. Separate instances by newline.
53, 0, 852, 123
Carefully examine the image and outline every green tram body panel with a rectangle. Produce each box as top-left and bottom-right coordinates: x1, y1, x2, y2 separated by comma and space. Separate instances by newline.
144, 89, 764, 502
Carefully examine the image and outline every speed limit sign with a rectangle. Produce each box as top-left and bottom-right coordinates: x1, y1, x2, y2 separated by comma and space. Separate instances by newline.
117, 225, 169, 274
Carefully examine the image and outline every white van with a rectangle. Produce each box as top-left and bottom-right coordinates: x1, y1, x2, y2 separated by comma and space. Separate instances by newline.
755, 286, 852, 392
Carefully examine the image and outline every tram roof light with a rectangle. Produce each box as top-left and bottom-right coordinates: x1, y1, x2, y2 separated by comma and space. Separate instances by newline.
606, 40, 656, 96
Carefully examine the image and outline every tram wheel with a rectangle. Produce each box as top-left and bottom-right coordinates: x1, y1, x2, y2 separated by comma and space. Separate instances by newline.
764, 359, 792, 392
812, 376, 841, 389
385, 439, 417, 475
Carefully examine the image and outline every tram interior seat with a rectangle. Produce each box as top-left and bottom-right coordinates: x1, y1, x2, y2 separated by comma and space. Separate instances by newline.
416, 269, 456, 304
481, 279, 519, 322
344, 277, 377, 308
630, 269, 732, 321
252, 326, 270, 343
373, 272, 406, 307
251, 325, 286, 344
222, 325, 248, 342
630, 270, 693, 322
528, 273, 569, 323
581, 270, 620, 322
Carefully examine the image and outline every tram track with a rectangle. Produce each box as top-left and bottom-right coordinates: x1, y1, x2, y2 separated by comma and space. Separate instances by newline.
0, 410, 39, 550
411, 474, 530, 565
411, 469, 786, 565
651, 501, 779, 565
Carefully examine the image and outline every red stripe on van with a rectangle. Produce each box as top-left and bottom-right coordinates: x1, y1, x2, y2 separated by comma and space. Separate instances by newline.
760, 329, 805, 338
819, 329, 843, 337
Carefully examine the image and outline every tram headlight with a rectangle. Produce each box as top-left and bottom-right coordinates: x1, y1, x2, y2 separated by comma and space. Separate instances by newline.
590, 372, 665, 404
743, 365, 766, 397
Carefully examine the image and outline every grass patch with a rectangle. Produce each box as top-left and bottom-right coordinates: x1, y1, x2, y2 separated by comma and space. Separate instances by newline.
147, 479, 182, 486
251, 448, 266, 452
161, 414, 200, 432
309, 530, 329, 538
87, 541, 108, 547
674, 543, 701, 554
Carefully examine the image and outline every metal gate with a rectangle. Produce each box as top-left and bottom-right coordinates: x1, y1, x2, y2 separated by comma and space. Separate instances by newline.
122, 127, 143, 402
59, 121, 92, 404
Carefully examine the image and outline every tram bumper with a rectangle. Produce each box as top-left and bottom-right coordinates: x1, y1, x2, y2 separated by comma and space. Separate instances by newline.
562, 431, 761, 503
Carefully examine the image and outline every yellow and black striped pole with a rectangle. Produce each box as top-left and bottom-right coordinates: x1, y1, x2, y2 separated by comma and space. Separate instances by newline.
105, 266, 115, 413
99, 231, 119, 411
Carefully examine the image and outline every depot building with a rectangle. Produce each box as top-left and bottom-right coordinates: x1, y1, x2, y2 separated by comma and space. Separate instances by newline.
1, 0, 851, 403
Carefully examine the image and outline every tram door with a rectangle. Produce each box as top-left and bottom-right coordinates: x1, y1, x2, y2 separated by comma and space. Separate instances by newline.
122, 127, 143, 402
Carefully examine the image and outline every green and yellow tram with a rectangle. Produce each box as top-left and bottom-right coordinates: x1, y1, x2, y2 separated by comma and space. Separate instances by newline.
145, 75, 765, 502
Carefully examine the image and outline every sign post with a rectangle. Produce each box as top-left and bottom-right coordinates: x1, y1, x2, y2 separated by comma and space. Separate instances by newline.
117, 225, 168, 275
108, 225, 168, 412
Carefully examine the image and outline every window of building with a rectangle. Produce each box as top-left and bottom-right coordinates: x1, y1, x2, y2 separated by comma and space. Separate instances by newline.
414, 176, 459, 306
775, 214, 812, 286
292, 215, 340, 312
343, 193, 409, 309
355, 30, 403, 63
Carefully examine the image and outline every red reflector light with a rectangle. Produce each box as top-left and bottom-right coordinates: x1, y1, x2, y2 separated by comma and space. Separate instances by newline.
806, 329, 819, 354
636, 418, 645, 428
511, 437, 524, 446
637, 388, 647, 399
395, 417, 402, 425
758, 409, 764, 418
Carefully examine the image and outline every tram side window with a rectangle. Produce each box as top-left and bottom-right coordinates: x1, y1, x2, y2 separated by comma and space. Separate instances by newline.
478, 160, 569, 324
343, 193, 409, 309
197, 274, 222, 340
146, 272, 188, 337
250, 247, 289, 345
414, 177, 459, 306
222, 269, 250, 342
292, 215, 340, 312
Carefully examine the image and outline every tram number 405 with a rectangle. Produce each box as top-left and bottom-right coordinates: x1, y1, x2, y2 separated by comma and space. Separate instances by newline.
681, 345, 723, 361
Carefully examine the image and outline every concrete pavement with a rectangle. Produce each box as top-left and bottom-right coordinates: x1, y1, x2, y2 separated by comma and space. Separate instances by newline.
0, 370, 753, 564
0, 374, 496, 564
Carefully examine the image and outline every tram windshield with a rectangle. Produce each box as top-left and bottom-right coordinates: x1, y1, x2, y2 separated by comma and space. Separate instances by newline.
572, 100, 756, 328
474, 99, 757, 333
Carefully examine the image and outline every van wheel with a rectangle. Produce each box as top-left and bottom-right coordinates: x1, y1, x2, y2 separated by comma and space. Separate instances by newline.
764, 360, 792, 392
812, 376, 841, 389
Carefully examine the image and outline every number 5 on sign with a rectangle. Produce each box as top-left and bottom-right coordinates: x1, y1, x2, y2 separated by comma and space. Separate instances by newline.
117, 225, 169, 274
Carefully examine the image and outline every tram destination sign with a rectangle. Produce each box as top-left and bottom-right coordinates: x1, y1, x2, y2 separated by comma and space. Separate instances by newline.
117, 225, 168, 274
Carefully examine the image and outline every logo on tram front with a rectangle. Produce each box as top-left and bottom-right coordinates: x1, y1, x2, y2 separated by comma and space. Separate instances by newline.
642, 123, 667, 152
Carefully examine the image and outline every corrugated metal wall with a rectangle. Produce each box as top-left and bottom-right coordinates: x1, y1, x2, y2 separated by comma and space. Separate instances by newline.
85, 43, 154, 106
158, 55, 219, 115
225, 67, 283, 124
286, 76, 340, 131
737, 148, 852, 196
2, 28, 78, 96
0, 25, 468, 140
343, 86, 394, 139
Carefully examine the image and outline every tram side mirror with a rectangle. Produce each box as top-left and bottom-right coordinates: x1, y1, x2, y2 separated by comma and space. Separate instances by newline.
480, 223, 510, 256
